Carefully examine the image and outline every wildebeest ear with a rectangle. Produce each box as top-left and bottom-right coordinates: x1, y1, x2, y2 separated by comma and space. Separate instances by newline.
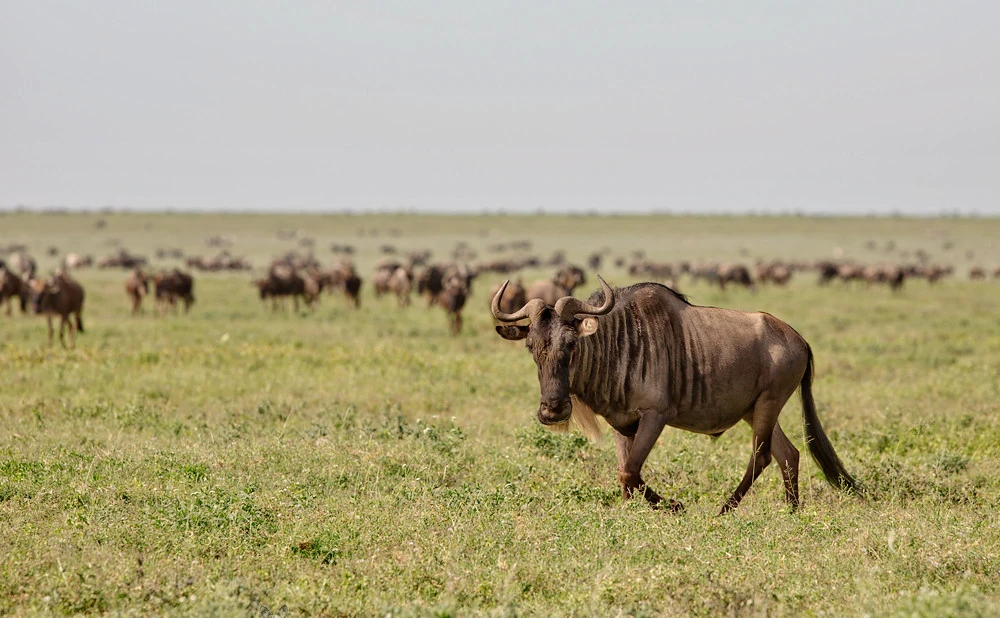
576, 316, 599, 338
495, 325, 529, 340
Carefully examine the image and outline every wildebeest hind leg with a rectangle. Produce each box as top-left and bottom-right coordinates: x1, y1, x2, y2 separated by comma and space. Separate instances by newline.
770, 422, 800, 509
719, 405, 778, 515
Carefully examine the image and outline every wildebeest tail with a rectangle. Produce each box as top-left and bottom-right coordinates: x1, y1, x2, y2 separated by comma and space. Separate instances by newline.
76, 313, 84, 334
801, 346, 857, 491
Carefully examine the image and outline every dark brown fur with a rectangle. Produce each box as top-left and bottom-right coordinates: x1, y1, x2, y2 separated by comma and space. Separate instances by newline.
153, 269, 195, 314
0, 267, 28, 316
29, 273, 85, 348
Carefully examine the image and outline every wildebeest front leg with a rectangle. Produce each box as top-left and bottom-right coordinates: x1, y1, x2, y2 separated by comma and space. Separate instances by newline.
614, 413, 682, 511
46, 315, 55, 345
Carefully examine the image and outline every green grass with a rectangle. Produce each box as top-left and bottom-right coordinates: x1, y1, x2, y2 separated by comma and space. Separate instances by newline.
1, 212, 999, 616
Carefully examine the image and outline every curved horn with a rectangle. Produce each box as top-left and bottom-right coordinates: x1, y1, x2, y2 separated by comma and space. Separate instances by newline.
491, 279, 546, 323
554, 274, 615, 321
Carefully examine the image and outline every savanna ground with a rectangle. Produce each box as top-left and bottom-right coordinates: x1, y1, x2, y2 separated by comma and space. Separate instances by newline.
1, 212, 1000, 617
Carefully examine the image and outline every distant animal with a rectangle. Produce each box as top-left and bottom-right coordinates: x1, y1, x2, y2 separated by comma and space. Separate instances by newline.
327, 260, 362, 309
388, 267, 413, 307
63, 253, 94, 269
9, 252, 37, 279
372, 259, 401, 299
526, 264, 586, 305
717, 263, 755, 292
491, 276, 857, 514
125, 268, 150, 315
28, 272, 85, 348
153, 269, 195, 314
755, 261, 792, 286
417, 262, 475, 308
438, 273, 469, 335
255, 266, 305, 312
487, 277, 527, 321
0, 266, 28, 316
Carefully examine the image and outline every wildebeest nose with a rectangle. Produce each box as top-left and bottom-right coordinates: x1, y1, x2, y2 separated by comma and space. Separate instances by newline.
537, 398, 572, 424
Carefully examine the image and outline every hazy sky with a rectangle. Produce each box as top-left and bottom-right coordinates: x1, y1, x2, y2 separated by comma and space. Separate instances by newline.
2, 2, 999, 214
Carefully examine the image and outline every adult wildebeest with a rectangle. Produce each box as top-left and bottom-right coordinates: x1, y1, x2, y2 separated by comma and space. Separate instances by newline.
326, 259, 362, 309
255, 266, 306, 312
388, 267, 413, 307
125, 268, 149, 315
717, 262, 755, 292
438, 273, 469, 336
0, 265, 28, 316
487, 277, 527, 320
491, 276, 857, 514
153, 269, 195, 314
526, 264, 586, 305
417, 262, 475, 308
29, 272, 85, 348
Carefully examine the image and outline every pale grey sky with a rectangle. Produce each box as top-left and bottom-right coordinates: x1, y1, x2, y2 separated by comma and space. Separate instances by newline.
2, 2, 999, 214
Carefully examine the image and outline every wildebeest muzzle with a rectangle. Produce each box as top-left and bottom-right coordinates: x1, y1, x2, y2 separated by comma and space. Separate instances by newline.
537, 398, 572, 425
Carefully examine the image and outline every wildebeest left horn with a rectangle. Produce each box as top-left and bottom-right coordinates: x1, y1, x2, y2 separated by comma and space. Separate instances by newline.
554, 275, 614, 321
491, 279, 546, 323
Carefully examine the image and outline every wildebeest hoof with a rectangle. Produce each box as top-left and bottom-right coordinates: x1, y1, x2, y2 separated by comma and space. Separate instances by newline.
651, 498, 684, 513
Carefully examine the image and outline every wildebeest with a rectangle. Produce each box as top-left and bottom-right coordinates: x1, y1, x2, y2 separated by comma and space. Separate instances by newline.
717, 262, 755, 292
438, 272, 469, 335
628, 260, 675, 282
417, 262, 475, 307
491, 276, 857, 514
487, 277, 527, 320
29, 272, 85, 348
388, 267, 413, 307
372, 259, 402, 299
63, 253, 94, 269
98, 249, 147, 269
255, 265, 306, 312
526, 264, 586, 305
8, 252, 37, 279
153, 269, 195, 314
755, 261, 792, 286
125, 268, 150, 315
326, 259, 362, 309
0, 265, 28, 315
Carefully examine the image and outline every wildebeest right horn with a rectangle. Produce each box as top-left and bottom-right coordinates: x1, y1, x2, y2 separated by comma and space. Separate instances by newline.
554, 274, 615, 321
491, 280, 546, 323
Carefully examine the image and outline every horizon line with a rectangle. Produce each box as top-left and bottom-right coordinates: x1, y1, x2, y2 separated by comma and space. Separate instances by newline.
2, 205, 999, 220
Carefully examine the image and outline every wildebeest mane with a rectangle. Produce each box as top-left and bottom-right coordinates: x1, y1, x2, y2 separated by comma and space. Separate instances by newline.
586, 281, 691, 306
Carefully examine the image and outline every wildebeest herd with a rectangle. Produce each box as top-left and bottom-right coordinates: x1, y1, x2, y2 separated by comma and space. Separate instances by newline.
3, 236, 1000, 349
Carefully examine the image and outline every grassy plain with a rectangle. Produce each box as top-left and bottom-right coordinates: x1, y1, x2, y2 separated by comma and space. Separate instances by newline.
1, 212, 1000, 617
